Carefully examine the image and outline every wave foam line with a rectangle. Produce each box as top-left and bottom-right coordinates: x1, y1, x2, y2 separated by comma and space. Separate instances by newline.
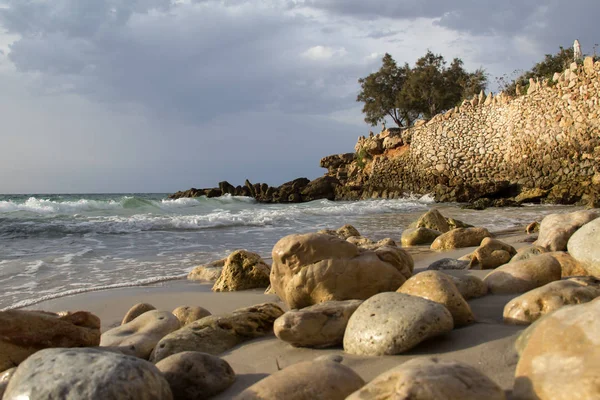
2, 274, 188, 311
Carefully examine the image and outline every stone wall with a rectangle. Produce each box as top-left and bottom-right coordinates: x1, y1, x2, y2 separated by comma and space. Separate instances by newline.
326, 57, 600, 205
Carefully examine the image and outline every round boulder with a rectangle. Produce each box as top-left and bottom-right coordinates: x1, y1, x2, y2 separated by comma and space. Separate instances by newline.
236, 358, 364, 400
398, 271, 474, 326
346, 357, 505, 400
510, 245, 547, 264
546, 251, 589, 277
449, 274, 488, 300
431, 228, 492, 251
483, 254, 562, 295
270, 233, 413, 309
212, 250, 270, 292
155, 351, 235, 400
401, 227, 442, 247
3, 348, 172, 400
122, 303, 156, 324
535, 210, 598, 251
567, 217, 600, 277
462, 238, 516, 270
411, 209, 450, 233
172, 306, 211, 327
343, 292, 453, 356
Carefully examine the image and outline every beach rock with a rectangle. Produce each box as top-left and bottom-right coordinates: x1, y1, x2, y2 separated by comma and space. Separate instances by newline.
270, 233, 413, 309
398, 271, 474, 326
427, 258, 470, 270
431, 227, 492, 251
461, 238, 516, 270
510, 245, 548, 263
483, 254, 562, 295
155, 351, 235, 400
447, 217, 472, 230
0, 310, 101, 372
526, 221, 540, 234
172, 306, 211, 327
3, 348, 172, 400
567, 217, 600, 277
187, 258, 226, 282
151, 303, 283, 362
346, 357, 505, 400
0, 368, 15, 398
513, 298, 600, 400
411, 209, 450, 233
401, 227, 441, 246
273, 300, 362, 348
353, 238, 398, 251
122, 303, 156, 324
236, 358, 364, 400
337, 224, 361, 239
343, 292, 453, 356
546, 251, 590, 277
534, 210, 598, 251
450, 274, 488, 299
212, 250, 270, 292
100, 310, 180, 359
503, 277, 600, 325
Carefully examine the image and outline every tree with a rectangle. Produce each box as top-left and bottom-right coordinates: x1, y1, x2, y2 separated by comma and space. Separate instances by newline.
356, 54, 417, 128
357, 51, 487, 127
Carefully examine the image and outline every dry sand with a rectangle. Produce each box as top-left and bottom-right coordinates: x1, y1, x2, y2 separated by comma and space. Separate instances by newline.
25, 227, 536, 399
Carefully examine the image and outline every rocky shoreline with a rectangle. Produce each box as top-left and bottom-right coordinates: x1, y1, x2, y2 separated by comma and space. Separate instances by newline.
2, 208, 600, 399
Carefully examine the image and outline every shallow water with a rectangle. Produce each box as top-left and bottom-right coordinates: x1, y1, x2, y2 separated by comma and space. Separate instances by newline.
0, 193, 577, 309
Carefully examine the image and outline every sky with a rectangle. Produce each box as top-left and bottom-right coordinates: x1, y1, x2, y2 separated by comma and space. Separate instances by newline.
0, 0, 599, 194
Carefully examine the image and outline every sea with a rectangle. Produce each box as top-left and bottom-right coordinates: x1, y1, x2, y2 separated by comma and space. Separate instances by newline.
0, 193, 575, 310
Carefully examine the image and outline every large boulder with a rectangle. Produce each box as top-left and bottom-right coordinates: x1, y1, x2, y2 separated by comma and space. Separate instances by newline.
427, 258, 470, 271
236, 357, 364, 400
460, 238, 516, 270
274, 300, 362, 348
100, 310, 180, 359
534, 210, 598, 251
155, 351, 235, 400
270, 233, 413, 309
151, 303, 283, 363
546, 251, 590, 277
343, 292, 453, 356
187, 258, 225, 282
513, 298, 600, 399
450, 274, 488, 299
483, 254, 562, 295
503, 277, 600, 325
510, 245, 548, 263
398, 271, 474, 326
431, 228, 492, 251
0, 310, 101, 372
401, 227, 442, 247
121, 303, 156, 324
411, 209, 451, 233
567, 217, 600, 277
212, 250, 270, 292
3, 348, 172, 400
172, 306, 211, 327
346, 357, 505, 400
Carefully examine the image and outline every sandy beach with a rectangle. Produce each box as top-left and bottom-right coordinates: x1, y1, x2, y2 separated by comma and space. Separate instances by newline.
24, 226, 535, 399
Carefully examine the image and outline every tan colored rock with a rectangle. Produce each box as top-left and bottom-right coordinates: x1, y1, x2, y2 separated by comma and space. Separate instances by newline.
151, 303, 283, 363
122, 303, 156, 325
100, 310, 180, 359
503, 277, 600, 325
526, 221, 540, 234
212, 250, 270, 292
347, 357, 505, 400
0, 368, 15, 398
401, 227, 441, 246
510, 245, 548, 263
411, 209, 450, 233
336, 224, 361, 239
270, 233, 413, 309
513, 298, 600, 400
0, 310, 101, 372
274, 300, 362, 348
155, 351, 235, 400
450, 274, 488, 299
343, 292, 453, 356
431, 227, 492, 251
446, 217, 471, 230
534, 210, 598, 251
483, 254, 562, 295
567, 217, 600, 277
172, 306, 211, 327
398, 271, 474, 326
462, 238, 516, 269
236, 357, 364, 400
546, 251, 589, 277
187, 258, 225, 282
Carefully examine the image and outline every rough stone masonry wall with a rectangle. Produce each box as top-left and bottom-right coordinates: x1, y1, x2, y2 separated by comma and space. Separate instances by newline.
354, 57, 600, 203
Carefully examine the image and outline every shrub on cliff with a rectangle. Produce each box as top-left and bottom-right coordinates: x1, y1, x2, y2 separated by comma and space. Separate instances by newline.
357, 51, 487, 128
